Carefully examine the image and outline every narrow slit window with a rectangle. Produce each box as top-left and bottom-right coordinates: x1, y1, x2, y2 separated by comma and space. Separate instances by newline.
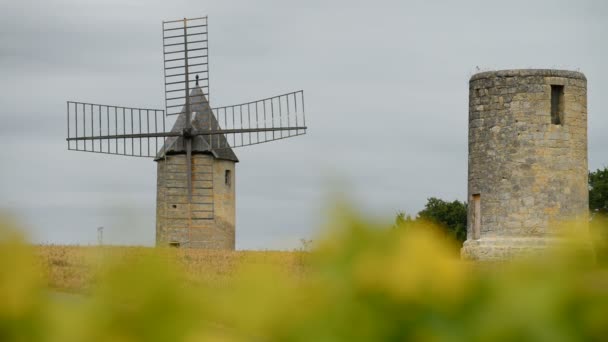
551, 85, 564, 125
225, 170, 231, 187
472, 194, 481, 240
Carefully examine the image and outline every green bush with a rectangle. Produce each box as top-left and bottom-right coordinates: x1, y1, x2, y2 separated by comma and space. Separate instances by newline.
396, 197, 468, 246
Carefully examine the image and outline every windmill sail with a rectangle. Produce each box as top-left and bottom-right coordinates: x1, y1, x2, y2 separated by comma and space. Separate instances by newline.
204, 90, 307, 149
66, 15, 307, 159
65, 88, 306, 158
163, 17, 209, 115
66, 102, 169, 158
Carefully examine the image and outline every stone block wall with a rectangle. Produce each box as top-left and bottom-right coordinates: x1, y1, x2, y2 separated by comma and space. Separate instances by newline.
156, 154, 235, 249
462, 69, 588, 260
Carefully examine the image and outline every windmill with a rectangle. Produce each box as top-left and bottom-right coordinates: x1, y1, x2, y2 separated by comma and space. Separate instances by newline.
66, 17, 307, 249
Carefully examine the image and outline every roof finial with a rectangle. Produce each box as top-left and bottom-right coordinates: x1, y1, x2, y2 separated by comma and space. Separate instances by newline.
195, 74, 199, 86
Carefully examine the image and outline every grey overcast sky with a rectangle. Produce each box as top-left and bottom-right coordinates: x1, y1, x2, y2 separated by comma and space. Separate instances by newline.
1, 0, 606, 249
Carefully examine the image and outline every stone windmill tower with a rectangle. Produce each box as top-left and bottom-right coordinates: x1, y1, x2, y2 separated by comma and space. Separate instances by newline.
65, 17, 307, 249
155, 85, 240, 249
462, 69, 588, 260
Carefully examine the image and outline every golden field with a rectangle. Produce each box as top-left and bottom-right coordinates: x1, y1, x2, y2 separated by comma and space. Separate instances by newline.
34, 245, 308, 293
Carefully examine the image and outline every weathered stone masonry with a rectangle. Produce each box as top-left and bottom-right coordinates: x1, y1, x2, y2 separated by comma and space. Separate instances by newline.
461, 69, 588, 260
156, 154, 235, 249
155, 86, 238, 250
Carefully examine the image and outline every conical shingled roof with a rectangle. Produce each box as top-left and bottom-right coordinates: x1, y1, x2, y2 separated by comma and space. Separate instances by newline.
155, 86, 238, 162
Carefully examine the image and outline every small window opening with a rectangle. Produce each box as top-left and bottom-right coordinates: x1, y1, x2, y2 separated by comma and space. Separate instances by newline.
172, 204, 177, 209
225, 170, 231, 187
551, 85, 564, 125
472, 194, 481, 240
169, 242, 180, 248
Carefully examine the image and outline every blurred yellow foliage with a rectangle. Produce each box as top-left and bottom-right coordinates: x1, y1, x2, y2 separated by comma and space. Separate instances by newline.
1, 209, 608, 341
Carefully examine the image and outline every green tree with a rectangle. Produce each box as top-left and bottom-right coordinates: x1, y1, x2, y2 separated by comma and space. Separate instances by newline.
417, 197, 468, 245
393, 211, 415, 229
589, 167, 608, 265
590, 167, 608, 214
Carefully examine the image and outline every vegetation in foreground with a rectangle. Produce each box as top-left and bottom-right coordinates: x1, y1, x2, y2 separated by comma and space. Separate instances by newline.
2, 210, 608, 341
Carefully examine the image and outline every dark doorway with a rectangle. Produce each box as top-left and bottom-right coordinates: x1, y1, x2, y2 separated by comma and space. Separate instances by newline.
551, 85, 564, 125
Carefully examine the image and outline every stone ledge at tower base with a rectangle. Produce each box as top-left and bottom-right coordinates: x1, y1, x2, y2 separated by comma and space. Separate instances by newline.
461, 237, 593, 261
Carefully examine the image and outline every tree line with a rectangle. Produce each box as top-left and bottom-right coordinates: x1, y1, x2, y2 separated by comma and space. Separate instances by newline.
397, 166, 608, 247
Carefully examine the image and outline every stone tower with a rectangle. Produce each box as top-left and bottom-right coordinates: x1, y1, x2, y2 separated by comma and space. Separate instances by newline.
461, 69, 588, 260
155, 85, 238, 249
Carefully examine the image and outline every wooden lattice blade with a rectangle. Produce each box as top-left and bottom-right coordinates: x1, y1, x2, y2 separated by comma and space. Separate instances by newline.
194, 88, 307, 150
191, 127, 307, 136
186, 138, 193, 202
66, 101, 168, 158
163, 17, 209, 116
192, 126, 307, 150
66, 132, 180, 141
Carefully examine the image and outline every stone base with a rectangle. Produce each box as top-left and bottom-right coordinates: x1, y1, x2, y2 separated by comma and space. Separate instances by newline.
461, 237, 593, 261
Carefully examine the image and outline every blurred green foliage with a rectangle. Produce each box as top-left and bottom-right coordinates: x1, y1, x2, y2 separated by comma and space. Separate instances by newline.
396, 197, 468, 246
1, 210, 608, 341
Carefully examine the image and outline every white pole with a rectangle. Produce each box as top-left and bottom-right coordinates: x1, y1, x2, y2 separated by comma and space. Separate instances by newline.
97, 226, 104, 246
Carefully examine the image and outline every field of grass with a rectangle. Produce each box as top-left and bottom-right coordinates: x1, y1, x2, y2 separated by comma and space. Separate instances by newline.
35, 245, 308, 293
